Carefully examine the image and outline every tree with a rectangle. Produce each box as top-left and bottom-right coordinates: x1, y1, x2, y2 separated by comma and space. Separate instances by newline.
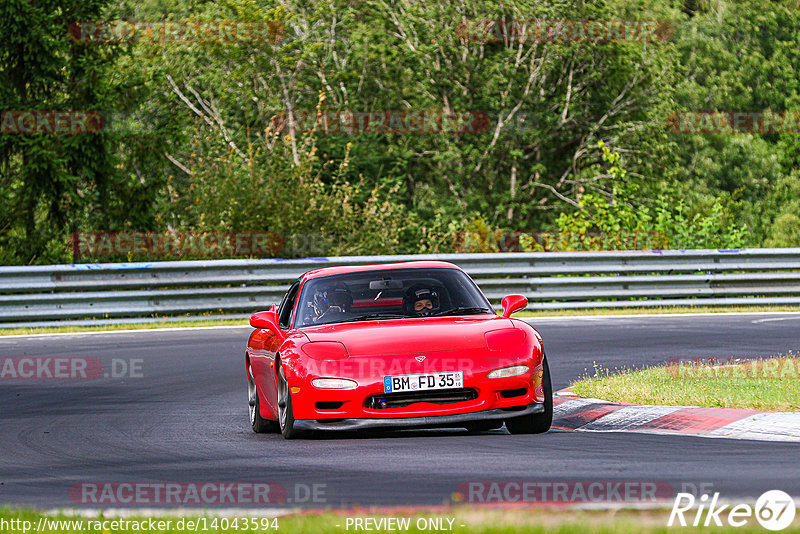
0, 0, 140, 264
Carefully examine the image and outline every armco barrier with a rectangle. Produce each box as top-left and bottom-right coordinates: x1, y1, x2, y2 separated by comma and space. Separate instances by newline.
1, 249, 799, 323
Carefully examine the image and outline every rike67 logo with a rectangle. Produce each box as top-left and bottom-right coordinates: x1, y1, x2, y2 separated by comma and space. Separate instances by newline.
669, 490, 796, 531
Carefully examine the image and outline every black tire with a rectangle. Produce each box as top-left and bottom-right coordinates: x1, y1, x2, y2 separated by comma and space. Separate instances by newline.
277, 363, 300, 439
505, 354, 553, 435
248, 362, 277, 433
464, 421, 504, 433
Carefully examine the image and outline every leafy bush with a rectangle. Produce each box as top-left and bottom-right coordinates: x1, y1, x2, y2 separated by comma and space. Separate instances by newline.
538, 142, 749, 251
765, 214, 800, 248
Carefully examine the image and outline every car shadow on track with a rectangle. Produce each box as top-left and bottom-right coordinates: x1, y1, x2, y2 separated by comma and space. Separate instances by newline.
306, 428, 506, 440
246, 427, 574, 440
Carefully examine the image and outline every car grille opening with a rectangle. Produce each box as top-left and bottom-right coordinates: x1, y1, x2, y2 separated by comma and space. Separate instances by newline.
500, 388, 527, 399
315, 401, 345, 410
365, 388, 478, 409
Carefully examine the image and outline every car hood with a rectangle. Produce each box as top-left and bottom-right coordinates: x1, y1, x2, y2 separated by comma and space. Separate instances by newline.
300, 315, 514, 356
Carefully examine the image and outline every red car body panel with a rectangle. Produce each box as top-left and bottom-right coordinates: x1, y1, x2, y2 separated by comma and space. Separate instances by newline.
245, 261, 545, 429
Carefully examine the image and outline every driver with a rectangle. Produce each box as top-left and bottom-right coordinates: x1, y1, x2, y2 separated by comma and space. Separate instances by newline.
311, 284, 353, 323
404, 285, 441, 317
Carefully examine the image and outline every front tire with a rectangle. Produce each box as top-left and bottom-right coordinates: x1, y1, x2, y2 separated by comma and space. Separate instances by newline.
505, 353, 553, 435
277, 364, 300, 439
249, 362, 276, 433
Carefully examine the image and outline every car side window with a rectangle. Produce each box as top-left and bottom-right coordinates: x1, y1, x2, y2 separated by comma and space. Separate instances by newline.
278, 282, 301, 330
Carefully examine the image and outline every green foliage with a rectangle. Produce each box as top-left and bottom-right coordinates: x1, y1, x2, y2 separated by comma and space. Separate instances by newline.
188, 122, 411, 256
1, 0, 798, 264
670, 0, 800, 244
543, 142, 748, 250
765, 214, 800, 248
0, 0, 153, 264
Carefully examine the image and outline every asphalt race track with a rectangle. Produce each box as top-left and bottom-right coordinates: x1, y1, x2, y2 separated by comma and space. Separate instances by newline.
1, 313, 799, 509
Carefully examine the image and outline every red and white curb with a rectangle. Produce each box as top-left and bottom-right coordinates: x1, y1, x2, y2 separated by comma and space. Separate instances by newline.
553, 388, 800, 442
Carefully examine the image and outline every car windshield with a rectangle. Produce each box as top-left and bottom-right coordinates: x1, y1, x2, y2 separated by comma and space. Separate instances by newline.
293, 267, 494, 327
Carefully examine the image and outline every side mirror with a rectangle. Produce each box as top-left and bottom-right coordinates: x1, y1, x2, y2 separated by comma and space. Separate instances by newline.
250, 305, 279, 331
501, 294, 528, 318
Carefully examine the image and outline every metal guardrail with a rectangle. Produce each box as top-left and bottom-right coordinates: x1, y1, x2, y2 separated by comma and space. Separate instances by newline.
1, 248, 799, 324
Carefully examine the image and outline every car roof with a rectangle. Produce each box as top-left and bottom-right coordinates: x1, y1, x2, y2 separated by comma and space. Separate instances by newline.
302, 261, 464, 280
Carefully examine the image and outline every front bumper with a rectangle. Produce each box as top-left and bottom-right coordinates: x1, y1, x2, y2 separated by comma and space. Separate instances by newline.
293, 402, 544, 432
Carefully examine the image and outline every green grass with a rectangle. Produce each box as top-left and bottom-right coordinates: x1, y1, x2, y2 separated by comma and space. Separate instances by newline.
2, 508, 798, 534
571, 353, 800, 411
1, 304, 798, 337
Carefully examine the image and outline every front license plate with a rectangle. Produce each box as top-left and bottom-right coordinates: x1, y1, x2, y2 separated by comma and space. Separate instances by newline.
383, 371, 463, 393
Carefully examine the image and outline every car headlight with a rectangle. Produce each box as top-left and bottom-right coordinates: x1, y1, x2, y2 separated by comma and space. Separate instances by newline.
311, 378, 358, 389
487, 365, 529, 379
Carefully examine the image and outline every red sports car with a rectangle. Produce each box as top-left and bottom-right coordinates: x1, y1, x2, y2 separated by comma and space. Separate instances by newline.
245, 261, 552, 439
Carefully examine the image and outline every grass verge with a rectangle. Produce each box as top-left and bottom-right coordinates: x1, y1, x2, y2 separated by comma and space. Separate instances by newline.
2, 508, 798, 534
571, 353, 800, 411
1, 305, 799, 337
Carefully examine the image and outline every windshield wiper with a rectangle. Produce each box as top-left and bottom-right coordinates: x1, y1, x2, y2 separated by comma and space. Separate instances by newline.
433, 307, 494, 317
349, 313, 407, 322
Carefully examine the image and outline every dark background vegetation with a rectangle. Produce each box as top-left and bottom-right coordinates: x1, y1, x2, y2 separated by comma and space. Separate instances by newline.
1, 0, 798, 264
